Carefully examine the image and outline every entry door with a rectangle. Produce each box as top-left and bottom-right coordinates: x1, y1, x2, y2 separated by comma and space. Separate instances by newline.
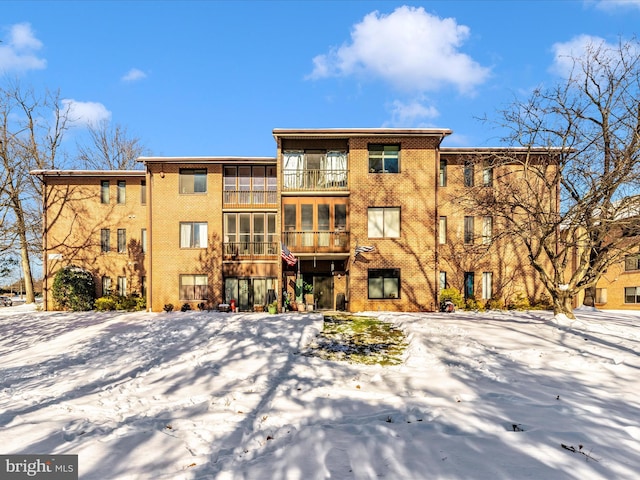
314, 276, 334, 310
239, 279, 251, 311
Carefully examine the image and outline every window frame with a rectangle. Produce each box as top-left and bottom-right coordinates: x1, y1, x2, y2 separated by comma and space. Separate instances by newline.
482, 216, 493, 245
482, 272, 492, 300
624, 254, 640, 271
117, 276, 127, 296
101, 276, 111, 296
100, 228, 110, 253
624, 286, 640, 304
117, 180, 126, 204
464, 162, 474, 187
180, 274, 208, 301
368, 268, 400, 299
180, 222, 208, 249
439, 159, 447, 187
464, 216, 475, 245
368, 144, 400, 174
117, 228, 126, 253
100, 180, 110, 204
439, 216, 447, 244
368, 207, 400, 238
140, 179, 147, 205
179, 168, 207, 194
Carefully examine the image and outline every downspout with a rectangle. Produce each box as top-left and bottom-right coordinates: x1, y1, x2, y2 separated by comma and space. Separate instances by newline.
41, 174, 48, 311
146, 166, 153, 312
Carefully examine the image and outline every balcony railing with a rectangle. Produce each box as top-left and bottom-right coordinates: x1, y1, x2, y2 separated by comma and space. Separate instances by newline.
223, 241, 279, 260
223, 190, 277, 208
282, 230, 350, 253
282, 169, 348, 191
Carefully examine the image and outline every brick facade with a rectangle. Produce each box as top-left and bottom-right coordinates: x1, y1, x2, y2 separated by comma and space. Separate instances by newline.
37, 128, 568, 313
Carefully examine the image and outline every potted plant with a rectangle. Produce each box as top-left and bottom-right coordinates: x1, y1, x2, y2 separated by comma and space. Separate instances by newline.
268, 300, 278, 314
303, 281, 314, 306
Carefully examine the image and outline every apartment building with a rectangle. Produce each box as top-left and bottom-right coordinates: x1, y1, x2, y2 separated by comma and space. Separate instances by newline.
36, 128, 557, 312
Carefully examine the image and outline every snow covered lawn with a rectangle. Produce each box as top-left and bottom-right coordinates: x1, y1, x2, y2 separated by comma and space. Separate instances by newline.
1, 305, 639, 479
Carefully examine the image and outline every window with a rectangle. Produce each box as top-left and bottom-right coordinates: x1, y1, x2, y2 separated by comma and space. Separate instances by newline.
482, 216, 493, 245
117, 180, 126, 204
368, 269, 400, 299
464, 162, 474, 187
224, 213, 276, 255
180, 274, 208, 300
625, 287, 640, 304
369, 145, 399, 173
141, 180, 146, 205
179, 169, 207, 194
439, 160, 447, 187
595, 288, 607, 304
101, 276, 111, 296
439, 216, 447, 244
180, 222, 208, 248
624, 254, 640, 271
439, 271, 447, 291
141, 228, 147, 254
482, 272, 493, 300
464, 272, 475, 298
368, 207, 400, 238
101, 181, 110, 204
482, 162, 493, 187
117, 276, 127, 296
464, 216, 474, 244
100, 229, 110, 253
117, 229, 126, 253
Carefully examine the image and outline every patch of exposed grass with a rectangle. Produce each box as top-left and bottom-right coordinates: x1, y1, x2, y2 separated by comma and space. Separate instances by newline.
305, 314, 407, 365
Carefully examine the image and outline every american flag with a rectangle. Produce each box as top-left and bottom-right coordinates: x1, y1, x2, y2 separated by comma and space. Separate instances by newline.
355, 245, 375, 255
281, 242, 297, 266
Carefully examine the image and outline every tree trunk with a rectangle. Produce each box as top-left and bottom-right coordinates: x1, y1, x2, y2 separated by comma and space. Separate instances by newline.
15, 203, 35, 304
552, 292, 575, 319
582, 285, 596, 307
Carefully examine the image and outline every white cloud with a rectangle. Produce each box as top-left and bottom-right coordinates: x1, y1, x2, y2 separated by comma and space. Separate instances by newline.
62, 99, 111, 128
122, 68, 147, 82
549, 35, 626, 78
0, 23, 46, 73
307, 6, 490, 94
593, 0, 640, 11
384, 99, 439, 127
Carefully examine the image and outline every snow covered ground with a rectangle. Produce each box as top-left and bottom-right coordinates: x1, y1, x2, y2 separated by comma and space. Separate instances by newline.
1, 304, 639, 479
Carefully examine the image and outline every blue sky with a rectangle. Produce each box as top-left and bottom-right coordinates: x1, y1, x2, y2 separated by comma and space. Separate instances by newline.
2, 0, 640, 158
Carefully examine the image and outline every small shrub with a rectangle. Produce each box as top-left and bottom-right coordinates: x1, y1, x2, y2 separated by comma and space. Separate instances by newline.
508, 291, 530, 310
181, 303, 192, 312
164, 303, 174, 312
95, 296, 117, 311
464, 296, 480, 311
485, 297, 504, 310
52, 265, 95, 311
440, 287, 464, 309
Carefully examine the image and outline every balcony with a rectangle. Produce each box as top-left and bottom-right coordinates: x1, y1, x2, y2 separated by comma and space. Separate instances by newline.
282, 169, 348, 192
223, 190, 277, 208
223, 241, 279, 260
282, 230, 350, 253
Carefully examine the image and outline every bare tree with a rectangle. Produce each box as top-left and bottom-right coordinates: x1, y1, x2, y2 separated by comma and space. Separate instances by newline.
76, 120, 146, 170
0, 82, 70, 303
467, 38, 640, 318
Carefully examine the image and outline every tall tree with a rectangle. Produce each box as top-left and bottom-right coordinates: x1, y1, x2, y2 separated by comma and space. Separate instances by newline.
465, 38, 640, 318
0, 82, 70, 304
76, 120, 146, 170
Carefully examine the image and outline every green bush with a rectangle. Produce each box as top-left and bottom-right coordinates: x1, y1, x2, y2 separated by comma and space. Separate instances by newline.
439, 287, 464, 308
95, 296, 117, 311
464, 296, 481, 311
95, 293, 146, 312
508, 291, 531, 310
485, 297, 504, 310
52, 265, 95, 311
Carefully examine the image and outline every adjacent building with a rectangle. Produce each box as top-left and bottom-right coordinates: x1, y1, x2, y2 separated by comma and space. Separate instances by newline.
35, 128, 573, 312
